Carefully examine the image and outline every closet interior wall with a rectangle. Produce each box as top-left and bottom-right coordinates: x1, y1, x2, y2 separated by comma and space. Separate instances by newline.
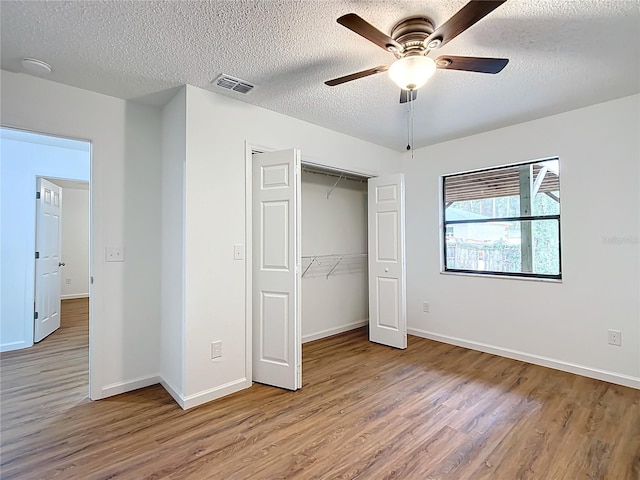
301, 168, 369, 343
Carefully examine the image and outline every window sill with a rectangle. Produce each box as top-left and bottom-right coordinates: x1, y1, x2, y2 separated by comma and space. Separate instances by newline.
440, 270, 562, 283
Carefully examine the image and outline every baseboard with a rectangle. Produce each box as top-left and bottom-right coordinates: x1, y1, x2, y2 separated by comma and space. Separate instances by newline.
101, 375, 161, 398
408, 328, 640, 390
100, 375, 250, 409
0, 340, 31, 352
160, 378, 186, 409
302, 320, 368, 344
181, 378, 251, 410
61, 293, 89, 300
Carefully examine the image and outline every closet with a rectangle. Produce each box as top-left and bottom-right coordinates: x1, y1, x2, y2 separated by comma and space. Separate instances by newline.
251, 148, 406, 391
300, 165, 371, 343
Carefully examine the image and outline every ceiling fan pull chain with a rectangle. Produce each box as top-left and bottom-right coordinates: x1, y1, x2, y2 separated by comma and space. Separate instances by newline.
409, 90, 415, 159
406, 96, 411, 152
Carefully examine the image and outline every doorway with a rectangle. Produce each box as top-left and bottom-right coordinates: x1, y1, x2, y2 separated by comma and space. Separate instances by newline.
0, 127, 91, 394
299, 164, 370, 344
246, 146, 407, 392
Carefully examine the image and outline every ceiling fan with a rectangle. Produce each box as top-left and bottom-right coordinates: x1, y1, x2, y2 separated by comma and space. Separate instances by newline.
325, 0, 509, 103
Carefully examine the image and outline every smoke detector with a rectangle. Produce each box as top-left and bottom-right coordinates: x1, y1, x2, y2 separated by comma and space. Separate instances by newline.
21, 58, 52, 75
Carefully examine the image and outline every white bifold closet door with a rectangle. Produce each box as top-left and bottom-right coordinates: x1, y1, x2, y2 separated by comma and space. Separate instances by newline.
251, 162, 406, 391
368, 174, 407, 349
252, 149, 302, 390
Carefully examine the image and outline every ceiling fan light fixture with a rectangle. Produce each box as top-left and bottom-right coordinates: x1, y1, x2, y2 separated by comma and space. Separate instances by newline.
388, 56, 436, 90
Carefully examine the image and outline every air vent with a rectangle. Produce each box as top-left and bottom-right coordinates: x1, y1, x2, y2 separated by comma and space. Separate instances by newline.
212, 74, 255, 94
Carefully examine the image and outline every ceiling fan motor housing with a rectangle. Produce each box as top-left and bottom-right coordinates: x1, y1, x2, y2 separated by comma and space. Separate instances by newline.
391, 16, 435, 57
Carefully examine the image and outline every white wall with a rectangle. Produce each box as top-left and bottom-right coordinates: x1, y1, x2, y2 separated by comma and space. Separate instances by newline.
180, 85, 400, 406
160, 88, 186, 402
1, 70, 163, 399
61, 186, 90, 299
0, 73, 398, 409
5, 68, 634, 409
0, 131, 90, 351
403, 94, 640, 388
301, 171, 368, 342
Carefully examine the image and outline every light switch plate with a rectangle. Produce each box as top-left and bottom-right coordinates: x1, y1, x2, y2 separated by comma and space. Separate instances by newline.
211, 341, 222, 359
233, 244, 244, 260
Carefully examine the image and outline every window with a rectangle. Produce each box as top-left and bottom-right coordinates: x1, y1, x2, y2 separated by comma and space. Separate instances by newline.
442, 159, 561, 279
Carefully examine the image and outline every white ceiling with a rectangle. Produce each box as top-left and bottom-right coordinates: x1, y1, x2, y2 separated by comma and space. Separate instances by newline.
1, 1, 639, 151
49, 179, 90, 191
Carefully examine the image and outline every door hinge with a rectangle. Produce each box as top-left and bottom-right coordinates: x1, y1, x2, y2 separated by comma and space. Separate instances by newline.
35, 251, 40, 259
34, 311, 38, 320
36, 191, 41, 199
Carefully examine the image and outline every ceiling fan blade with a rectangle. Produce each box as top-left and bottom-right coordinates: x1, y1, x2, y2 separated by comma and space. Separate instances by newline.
325, 65, 389, 86
427, 0, 507, 48
436, 56, 508, 74
399, 89, 418, 103
337, 13, 402, 52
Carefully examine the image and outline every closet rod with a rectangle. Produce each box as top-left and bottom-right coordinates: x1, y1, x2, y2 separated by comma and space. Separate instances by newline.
301, 165, 368, 184
301, 253, 367, 259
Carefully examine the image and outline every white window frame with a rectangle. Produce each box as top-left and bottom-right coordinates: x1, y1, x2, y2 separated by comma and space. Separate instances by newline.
441, 158, 562, 280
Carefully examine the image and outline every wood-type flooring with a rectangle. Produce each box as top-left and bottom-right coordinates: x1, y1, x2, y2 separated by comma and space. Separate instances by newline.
1, 298, 638, 479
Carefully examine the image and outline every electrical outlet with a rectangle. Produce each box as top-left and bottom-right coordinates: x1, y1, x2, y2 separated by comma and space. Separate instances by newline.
65, 278, 72, 285
423, 302, 430, 313
211, 341, 222, 359
608, 329, 622, 346
105, 246, 124, 262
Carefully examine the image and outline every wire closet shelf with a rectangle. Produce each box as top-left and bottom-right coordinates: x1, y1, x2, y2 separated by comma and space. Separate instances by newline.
301, 253, 367, 279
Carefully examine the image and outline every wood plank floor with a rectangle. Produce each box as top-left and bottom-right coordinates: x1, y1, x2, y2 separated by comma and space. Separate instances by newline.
1, 299, 639, 480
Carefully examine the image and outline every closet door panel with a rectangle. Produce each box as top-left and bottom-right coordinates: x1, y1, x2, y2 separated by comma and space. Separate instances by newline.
368, 174, 407, 349
252, 149, 302, 390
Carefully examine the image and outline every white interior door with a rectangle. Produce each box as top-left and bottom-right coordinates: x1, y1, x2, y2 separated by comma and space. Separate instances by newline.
368, 174, 407, 349
34, 178, 63, 342
252, 149, 302, 390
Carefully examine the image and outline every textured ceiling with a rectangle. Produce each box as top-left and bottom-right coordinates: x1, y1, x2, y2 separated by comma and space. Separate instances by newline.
1, 1, 639, 150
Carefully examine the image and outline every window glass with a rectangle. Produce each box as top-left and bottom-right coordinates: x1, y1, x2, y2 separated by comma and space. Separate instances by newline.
443, 159, 561, 279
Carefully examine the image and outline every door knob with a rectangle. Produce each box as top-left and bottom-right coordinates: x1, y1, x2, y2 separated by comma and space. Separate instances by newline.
59, 262, 66, 267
